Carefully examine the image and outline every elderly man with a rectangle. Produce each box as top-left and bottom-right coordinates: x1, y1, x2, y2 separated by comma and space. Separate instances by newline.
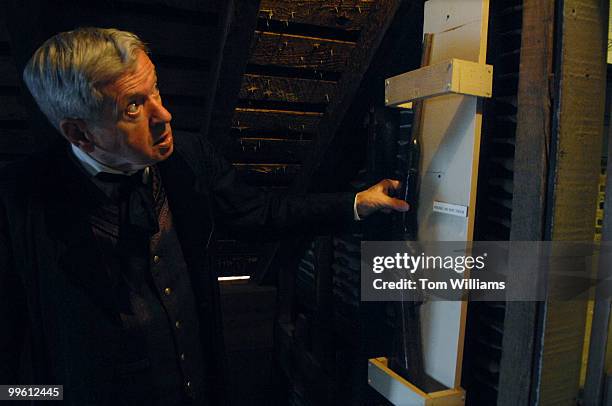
0, 28, 409, 405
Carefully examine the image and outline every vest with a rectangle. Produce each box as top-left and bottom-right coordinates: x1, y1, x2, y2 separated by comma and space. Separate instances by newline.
88, 166, 209, 405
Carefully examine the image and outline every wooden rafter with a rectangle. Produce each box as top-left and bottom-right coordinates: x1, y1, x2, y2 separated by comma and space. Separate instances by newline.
207, 0, 262, 148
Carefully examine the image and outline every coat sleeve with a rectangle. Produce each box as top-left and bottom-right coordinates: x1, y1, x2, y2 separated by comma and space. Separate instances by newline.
0, 195, 26, 383
196, 137, 356, 236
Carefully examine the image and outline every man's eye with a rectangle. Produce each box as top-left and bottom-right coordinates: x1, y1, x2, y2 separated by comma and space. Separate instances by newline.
126, 103, 140, 115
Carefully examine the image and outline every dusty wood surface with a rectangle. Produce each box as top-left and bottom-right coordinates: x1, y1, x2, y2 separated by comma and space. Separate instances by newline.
232, 108, 322, 133
233, 162, 302, 185
259, 0, 374, 29
239, 74, 337, 104
537, 1, 608, 405
250, 31, 355, 71
293, 0, 402, 190
228, 138, 312, 163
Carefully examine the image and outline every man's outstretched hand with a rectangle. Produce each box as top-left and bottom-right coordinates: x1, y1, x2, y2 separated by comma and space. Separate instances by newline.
355, 179, 410, 219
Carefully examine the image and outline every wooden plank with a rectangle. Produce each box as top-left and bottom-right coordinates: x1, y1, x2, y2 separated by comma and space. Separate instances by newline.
239, 74, 337, 104
227, 138, 312, 163
0, 57, 19, 87
259, 0, 373, 29
538, 0, 607, 405
250, 31, 355, 72
233, 163, 301, 185
232, 108, 322, 133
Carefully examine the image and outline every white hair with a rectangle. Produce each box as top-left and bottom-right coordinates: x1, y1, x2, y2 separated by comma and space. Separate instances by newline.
23, 27, 149, 130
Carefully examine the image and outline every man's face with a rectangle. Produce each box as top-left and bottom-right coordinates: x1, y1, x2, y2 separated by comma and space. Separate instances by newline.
86, 50, 174, 171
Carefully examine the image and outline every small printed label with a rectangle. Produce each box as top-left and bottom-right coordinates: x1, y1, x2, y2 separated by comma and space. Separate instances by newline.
432, 201, 468, 217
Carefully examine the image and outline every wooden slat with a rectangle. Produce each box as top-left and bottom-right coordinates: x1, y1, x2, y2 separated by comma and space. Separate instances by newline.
58, 10, 216, 61
229, 128, 314, 141
0, 57, 19, 87
239, 74, 337, 104
250, 32, 355, 72
259, 0, 373, 30
232, 108, 322, 133
227, 138, 311, 163
233, 163, 301, 185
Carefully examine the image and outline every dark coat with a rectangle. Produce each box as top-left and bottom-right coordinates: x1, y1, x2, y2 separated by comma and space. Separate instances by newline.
0, 131, 355, 405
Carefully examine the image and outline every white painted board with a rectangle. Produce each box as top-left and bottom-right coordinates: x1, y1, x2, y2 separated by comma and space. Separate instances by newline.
415, 0, 489, 390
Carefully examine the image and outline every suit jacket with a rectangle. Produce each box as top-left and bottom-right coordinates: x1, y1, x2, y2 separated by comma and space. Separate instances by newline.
0, 131, 355, 405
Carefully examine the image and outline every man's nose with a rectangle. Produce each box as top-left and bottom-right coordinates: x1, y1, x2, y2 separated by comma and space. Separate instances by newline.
150, 97, 172, 125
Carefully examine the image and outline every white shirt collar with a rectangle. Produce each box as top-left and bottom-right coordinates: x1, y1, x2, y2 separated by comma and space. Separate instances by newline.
70, 144, 139, 176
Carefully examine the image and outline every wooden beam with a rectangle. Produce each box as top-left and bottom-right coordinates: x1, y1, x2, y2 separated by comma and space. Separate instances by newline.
259, 0, 373, 30
239, 74, 337, 104
207, 0, 261, 148
537, 0, 607, 404
250, 31, 355, 72
490, 7, 536, 401
499, 0, 608, 405
198, 0, 235, 143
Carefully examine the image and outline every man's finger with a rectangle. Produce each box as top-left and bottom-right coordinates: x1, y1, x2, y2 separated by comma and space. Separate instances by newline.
379, 179, 402, 194
384, 197, 410, 212
389, 179, 402, 190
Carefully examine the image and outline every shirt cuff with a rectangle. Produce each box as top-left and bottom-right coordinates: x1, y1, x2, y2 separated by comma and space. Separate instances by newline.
353, 194, 362, 221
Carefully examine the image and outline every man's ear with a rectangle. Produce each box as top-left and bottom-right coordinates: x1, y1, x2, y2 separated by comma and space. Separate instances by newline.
59, 119, 95, 153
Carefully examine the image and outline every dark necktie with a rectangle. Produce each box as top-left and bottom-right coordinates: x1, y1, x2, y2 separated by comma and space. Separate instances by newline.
95, 170, 159, 234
